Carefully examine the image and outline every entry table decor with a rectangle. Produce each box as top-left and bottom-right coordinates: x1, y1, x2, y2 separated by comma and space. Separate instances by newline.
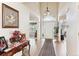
0, 40, 30, 56
0, 31, 30, 56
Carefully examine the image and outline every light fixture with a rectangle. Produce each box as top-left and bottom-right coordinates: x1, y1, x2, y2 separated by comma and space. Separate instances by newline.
44, 2, 50, 16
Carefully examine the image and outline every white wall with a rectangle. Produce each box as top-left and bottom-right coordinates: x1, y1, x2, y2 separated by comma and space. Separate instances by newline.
25, 2, 40, 19
0, 2, 29, 41
58, 2, 79, 56
24, 2, 41, 40
75, 3, 79, 55
66, 3, 77, 56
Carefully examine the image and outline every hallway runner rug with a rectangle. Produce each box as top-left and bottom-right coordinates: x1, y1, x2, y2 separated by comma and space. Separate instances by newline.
39, 39, 56, 56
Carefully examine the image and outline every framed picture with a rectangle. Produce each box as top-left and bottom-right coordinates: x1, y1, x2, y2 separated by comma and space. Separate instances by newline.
0, 36, 8, 52
2, 3, 19, 28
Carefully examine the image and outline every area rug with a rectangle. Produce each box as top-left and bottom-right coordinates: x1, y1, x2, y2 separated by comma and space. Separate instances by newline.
39, 39, 56, 56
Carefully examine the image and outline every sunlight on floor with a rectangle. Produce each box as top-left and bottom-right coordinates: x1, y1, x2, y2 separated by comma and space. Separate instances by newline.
53, 39, 66, 56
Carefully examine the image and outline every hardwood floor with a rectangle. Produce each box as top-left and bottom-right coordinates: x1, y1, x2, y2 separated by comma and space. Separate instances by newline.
39, 39, 55, 56
53, 39, 66, 56
23, 39, 45, 56
23, 38, 66, 56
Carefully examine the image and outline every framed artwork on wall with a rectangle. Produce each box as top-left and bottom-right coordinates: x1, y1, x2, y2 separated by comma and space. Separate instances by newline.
2, 3, 19, 28
0, 36, 8, 52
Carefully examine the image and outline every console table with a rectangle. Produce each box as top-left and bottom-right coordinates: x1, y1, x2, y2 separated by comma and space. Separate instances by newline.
0, 40, 30, 56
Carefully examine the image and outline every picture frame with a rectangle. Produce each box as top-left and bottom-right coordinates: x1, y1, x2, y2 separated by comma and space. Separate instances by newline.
0, 36, 8, 52
2, 3, 19, 28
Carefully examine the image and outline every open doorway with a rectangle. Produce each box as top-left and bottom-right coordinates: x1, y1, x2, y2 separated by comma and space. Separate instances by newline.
40, 2, 58, 40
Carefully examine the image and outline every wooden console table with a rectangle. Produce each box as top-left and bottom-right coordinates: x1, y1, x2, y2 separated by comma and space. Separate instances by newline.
0, 40, 30, 56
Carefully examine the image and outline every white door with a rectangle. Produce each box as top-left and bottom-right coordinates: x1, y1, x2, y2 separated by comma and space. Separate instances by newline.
42, 21, 54, 39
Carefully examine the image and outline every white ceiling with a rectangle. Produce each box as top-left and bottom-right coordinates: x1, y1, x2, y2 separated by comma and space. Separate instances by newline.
23, 2, 58, 21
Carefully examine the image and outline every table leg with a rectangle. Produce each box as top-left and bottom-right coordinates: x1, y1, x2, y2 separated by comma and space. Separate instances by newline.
28, 41, 30, 56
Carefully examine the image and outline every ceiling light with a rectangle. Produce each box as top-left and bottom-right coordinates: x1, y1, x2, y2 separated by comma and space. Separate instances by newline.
44, 3, 50, 16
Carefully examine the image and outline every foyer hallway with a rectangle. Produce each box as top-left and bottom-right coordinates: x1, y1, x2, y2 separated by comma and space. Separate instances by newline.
23, 39, 66, 56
